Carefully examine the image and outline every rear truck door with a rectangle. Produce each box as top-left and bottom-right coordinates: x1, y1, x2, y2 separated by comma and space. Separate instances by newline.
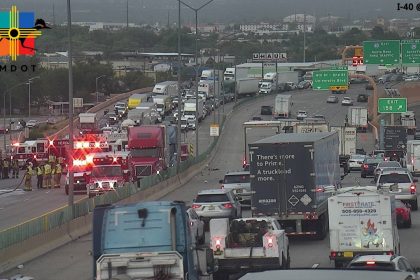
250, 142, 314, 215
336, 193, 384, 258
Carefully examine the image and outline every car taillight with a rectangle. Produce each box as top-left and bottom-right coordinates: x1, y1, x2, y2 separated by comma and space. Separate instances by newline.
330, 251, 337, 258
396, 208, 405, 214
212, 237, 223, 251
362, 164, 368, 169
263, 233, 276, 249
410, 184, 416, 194
223, 203, 233, 208
191, 204, 201, 209
386, 251, 394, 255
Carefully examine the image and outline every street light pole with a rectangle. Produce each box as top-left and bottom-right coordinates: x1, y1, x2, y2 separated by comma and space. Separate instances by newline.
176, 0, 182, 171
95, 75, 106, 104
27, 76, 40, 118
67, 0, 75, 209
178, 0, 214, 159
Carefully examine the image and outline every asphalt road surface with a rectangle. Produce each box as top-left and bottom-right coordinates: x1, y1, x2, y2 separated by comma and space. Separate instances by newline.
0, 100, 232, 231
4, 84, 420, 280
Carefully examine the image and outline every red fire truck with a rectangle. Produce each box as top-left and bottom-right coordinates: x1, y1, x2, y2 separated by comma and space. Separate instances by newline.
64, 136, 109, 195
86, 151, 130, 198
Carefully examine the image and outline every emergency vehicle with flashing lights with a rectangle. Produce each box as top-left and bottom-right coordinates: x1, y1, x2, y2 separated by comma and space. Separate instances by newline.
11, 139, 49, 168
209, 217, 290, 277
64, 137, 109, 195
87, 151, 129, 198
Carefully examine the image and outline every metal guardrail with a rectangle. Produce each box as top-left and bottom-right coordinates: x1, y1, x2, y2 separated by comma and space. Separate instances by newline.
0, 92, 265, 251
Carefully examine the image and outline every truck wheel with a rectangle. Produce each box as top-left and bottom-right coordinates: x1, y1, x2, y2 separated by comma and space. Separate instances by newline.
315, 214, 328, 240
410, 199, 418, 211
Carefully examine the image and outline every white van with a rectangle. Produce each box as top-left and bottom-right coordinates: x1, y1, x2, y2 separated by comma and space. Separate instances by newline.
406, 140, 420, 176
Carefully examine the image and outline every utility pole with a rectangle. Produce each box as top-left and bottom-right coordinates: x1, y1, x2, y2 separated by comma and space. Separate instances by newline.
176, 0, 182, 171
67, 0, 75, 209
126, 0, 129, 29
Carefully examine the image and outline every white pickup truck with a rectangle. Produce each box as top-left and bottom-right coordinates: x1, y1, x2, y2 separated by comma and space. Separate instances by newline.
210, 217, 290, 279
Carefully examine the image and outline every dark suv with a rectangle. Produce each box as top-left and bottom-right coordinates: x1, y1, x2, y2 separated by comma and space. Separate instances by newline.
361, 157, 383, 178
357, 94, 368, 102
260, 105, 273, 115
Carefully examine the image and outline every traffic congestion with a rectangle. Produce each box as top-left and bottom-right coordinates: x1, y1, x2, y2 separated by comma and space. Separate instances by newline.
1, 2, 420, 280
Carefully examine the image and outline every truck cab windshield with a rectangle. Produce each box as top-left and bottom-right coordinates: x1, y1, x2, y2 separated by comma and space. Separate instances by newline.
130, 148, 159, 158
92, 165, 122, 177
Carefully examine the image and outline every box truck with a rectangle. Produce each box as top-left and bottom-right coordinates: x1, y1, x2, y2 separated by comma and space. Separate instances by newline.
405, 140, 420, 176
348, 107, 368, 132
249, 132, 341, 239
328, 186, 400, 268
236, 78, 260, 97
274, 94, 292, 118
330, 126, 357, 165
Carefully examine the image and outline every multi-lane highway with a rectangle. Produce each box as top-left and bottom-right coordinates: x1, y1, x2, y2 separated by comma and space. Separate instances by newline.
3, 84, 420, 279
0, 100, 231, 231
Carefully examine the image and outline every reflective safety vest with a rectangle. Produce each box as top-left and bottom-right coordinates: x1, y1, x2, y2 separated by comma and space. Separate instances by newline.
3, 160, 9, 168
49, 155, 56, 163
27, 166, 33, 176
37, 166, 43, 176
44, 164, 51, 175
55, 164, 62, 174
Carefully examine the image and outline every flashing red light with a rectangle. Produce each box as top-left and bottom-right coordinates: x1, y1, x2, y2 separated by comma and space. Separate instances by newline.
33, 154, 37, 159
215, 238, 221, 250
223, 203, 233, 209
49, 140, 54, 146
330, 251, 337, 258
12, 142, 19, 147
95, 142, 100, 148
191, 204, 201, 209
113, 157, 118, 162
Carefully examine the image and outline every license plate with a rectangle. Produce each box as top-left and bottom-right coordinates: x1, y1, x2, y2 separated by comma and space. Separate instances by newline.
343, 252, 353, 258
208, 206, 215, 210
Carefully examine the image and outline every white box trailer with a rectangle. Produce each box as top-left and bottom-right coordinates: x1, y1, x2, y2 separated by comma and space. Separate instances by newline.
236, 78, 260, 97
152, 81, 178, 96
348, 107, 368, 132
328, 186, 400, 268
406, 140, 420, 176
274, 94, 292, 118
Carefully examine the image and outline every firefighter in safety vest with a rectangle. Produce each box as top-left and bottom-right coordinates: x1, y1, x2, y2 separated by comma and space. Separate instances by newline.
36, 163, 44, 189
54, 162, 62, 188
44, 162, 52, 189
3, 158, 9, 179
11, 158, 19, 178
24, 162, 33, 191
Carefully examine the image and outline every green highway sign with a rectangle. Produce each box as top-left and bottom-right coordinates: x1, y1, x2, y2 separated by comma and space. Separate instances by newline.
378, 98, 407, 113
312, 70, 348, 90
402, 39, 420, 64
363, 40, 400, 64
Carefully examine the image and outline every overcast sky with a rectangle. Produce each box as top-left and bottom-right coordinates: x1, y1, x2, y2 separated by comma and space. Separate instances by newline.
0, 0, 405, 25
